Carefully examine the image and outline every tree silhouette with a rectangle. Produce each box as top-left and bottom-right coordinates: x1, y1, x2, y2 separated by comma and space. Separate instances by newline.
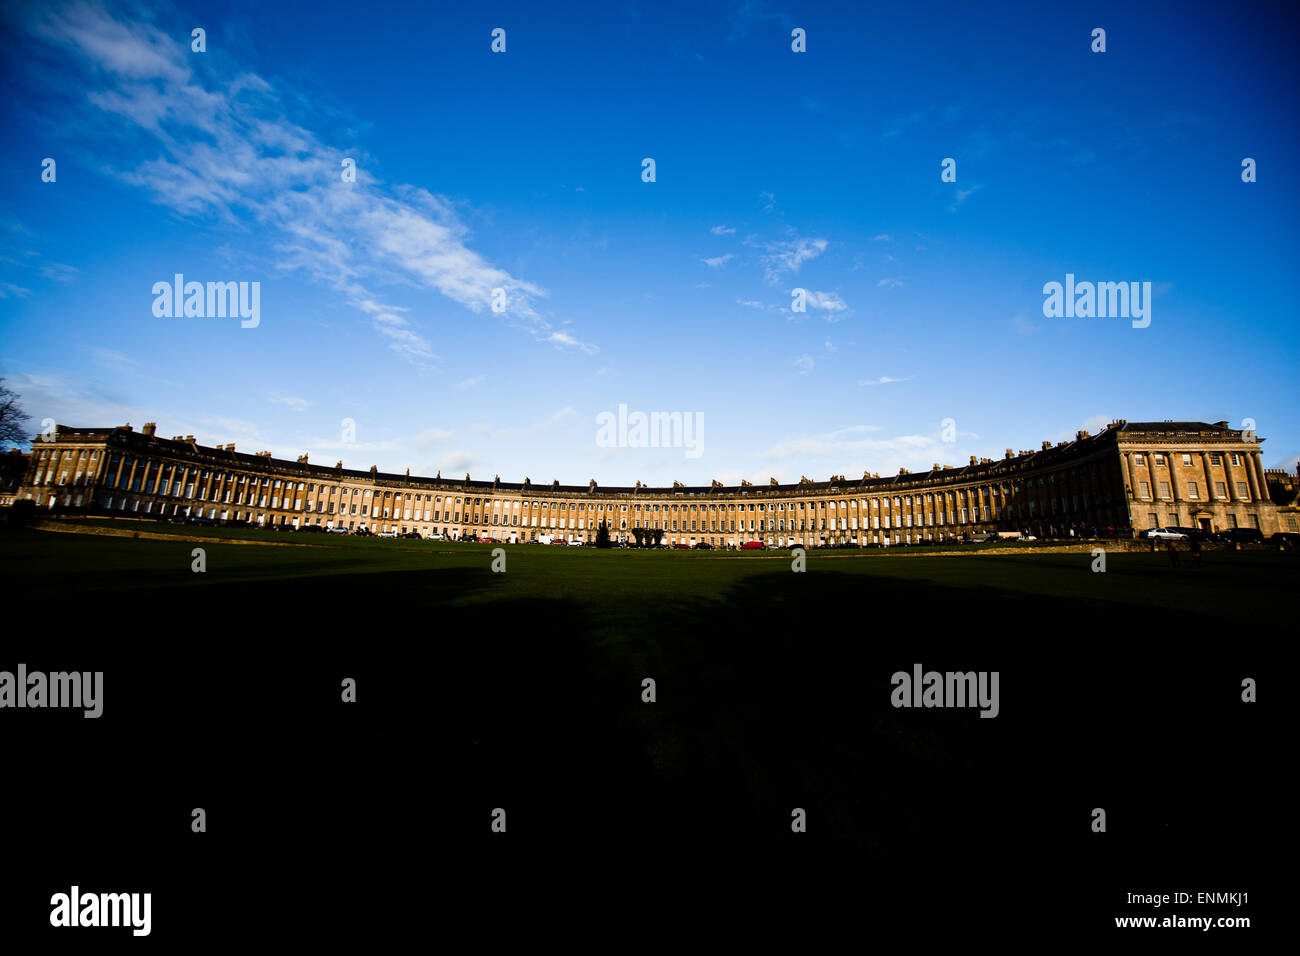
0, 379, 33, 448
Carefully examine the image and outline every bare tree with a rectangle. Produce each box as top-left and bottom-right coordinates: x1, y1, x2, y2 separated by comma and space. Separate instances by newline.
0, 379, 33, 448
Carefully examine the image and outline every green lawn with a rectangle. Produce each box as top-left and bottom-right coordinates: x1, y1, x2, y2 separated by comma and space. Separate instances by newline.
2, 518, 1283, 853
3, 519, 1291, 628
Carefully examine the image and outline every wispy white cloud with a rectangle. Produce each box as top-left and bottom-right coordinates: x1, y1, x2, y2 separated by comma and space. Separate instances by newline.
90, 348, 139, 372
268, 393, 310, 411
791, 289, 849, 320
40, 262, 79, 283
794, 354, 814, 374
710, 224, 736, 235
454, 375, 485, 391
859, 376, 909, 386
877, 277, 904, 289
437, 450, 474, 473
1007, 312, 1040, 335
949, 184, 982, 212
546, 330, 598, 354
737, 297, 782, 314
750, 233, 828, 284
701, 254, 734, 268
18, 1, 594, 365
759, 422, 979, 478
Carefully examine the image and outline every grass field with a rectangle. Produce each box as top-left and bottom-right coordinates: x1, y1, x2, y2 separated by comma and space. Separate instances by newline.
5, 518, 1292, 629
1, 518, 1284, 877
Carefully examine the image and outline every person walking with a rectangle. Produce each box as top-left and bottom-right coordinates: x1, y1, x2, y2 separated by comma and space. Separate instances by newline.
1167, 541, 1181, 567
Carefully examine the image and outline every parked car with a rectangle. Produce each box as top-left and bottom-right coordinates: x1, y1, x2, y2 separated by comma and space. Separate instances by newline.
695, 542, 714, 550
299, 524, 325, 534
1219, 527, 1264, 544
325, 526, 349, 534
427, 533, 445, 541
548, 538, 569, 546
1167, 526, 1216, 542
740, 541, 765, 550
672, 544, 691, 550
567, 539, 584, 547
400, 531, 422, 539
188, 516, 216, 526
1269, 531, 1300, 547
352, 527, 372, 537
1142, 527, 1188, 541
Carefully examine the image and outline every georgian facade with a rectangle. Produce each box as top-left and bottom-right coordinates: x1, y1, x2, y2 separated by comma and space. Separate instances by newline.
15, 418, 1281, 546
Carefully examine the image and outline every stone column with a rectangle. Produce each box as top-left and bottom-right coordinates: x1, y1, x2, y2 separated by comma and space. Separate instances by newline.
1244, 453, 1260, 501
1253, 453, 1269, 500
91, 448, 109, 488
1222, 451, 1237, 501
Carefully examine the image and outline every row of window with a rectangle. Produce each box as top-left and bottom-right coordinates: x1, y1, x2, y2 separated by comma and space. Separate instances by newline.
1147, 512, 1261, 530
1134, 452, 1249, 468
1136, 480, 1252, 501
29, 449, 1138, 524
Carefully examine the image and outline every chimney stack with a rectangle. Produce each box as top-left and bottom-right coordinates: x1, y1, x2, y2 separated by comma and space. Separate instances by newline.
142, 422, 156, 437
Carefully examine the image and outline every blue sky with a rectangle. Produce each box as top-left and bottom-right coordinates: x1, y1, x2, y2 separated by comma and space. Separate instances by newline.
2, 0, 1297, 484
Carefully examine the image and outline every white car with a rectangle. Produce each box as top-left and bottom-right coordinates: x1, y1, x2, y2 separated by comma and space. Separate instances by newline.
567, 539, 584, 547
325, 526, 349, 534
1144, 528, 1187, 541
378, 530, 398, 538
427, 533, 445, 541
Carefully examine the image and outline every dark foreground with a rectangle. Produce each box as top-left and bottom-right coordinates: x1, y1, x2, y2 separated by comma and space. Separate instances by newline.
0, 523, 1284, 942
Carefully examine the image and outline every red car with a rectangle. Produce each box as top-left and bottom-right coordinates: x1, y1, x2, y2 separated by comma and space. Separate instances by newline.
740, 541, 765, 550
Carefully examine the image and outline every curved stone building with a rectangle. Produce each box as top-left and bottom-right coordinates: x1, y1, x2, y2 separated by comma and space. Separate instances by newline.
16, 419, 1280, 545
